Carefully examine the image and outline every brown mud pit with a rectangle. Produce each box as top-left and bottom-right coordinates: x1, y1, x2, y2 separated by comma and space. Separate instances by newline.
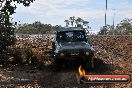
0, 58, 131, 88
0, 35, 132, 88
0, 60, 120, 88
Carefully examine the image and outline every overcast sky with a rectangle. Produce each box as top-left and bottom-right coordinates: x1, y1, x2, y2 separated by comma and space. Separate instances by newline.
12, 0, 132, 33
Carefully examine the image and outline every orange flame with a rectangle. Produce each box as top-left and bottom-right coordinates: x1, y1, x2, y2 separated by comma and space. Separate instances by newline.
78, 65, 86, 76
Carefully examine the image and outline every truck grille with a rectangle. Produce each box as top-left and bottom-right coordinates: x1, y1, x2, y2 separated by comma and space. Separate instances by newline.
65, 52, 85, 56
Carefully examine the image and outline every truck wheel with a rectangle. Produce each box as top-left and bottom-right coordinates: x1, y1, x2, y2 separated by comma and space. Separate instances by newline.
53, 59, 61, 71
84, 56, 94, 71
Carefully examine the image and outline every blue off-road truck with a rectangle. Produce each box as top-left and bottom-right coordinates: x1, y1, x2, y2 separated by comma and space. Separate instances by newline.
52, 27, 95, 70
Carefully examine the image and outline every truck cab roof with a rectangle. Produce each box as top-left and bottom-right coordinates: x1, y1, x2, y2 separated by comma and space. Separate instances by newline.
57, 27, 84, 32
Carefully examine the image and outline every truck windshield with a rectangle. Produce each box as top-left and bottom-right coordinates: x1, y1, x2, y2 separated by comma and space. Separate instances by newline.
57, 31, 87, 42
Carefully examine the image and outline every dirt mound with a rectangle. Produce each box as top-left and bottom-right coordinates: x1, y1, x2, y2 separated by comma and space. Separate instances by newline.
0, 35, 131, 88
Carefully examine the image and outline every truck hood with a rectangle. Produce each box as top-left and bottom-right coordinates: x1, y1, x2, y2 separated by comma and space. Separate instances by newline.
58, 41, 92, 52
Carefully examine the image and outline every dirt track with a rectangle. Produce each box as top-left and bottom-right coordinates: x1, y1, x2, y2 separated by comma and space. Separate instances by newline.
0, 35, 132, 88
0, 59, 121, 88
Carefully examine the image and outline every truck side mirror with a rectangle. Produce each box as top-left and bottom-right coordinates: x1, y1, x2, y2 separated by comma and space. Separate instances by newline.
52, 41, 55, 50
89, 41, 92, 46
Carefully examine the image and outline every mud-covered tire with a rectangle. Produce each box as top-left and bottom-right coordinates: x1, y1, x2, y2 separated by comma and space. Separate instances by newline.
84, 56, 94, 71
53, 58, 62, 71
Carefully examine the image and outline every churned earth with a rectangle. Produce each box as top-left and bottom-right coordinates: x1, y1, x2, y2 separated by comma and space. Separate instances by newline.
0, 35, 132, 88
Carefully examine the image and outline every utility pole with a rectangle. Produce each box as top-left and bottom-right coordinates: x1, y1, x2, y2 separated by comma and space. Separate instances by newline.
112, 9, 115, 35
104, 0, 107, 35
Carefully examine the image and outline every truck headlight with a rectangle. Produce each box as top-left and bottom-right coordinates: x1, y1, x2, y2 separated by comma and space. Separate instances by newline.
85, 52, 89, 55
60, 53, 65, 57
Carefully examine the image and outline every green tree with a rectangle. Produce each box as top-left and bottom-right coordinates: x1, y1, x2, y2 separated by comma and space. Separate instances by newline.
69, 16, 75, 26
15, 21, 61, 34
98, 18, 132, 35
64, 20, 69, 27
75, 17, 84, 27
98, 24, 112, 35
64, 16, 90, 29
0, 0, 35, 50
83, 21, 91, 29
64, 16, 91, 33
116, 18, 132, 35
